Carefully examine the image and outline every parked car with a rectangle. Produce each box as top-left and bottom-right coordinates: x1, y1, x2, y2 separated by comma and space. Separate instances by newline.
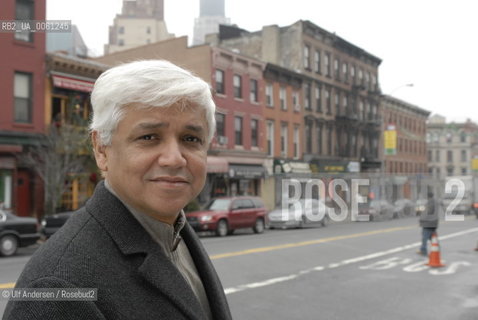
268, 199, 330, 229
392, 199, 415, 218
186, 196, 267, 237
41, 211, 75, 238
0, 209, 41, 257
357, 199, 395, 221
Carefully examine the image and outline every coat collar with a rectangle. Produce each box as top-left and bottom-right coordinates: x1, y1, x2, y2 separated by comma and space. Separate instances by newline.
85, 181, 206, 320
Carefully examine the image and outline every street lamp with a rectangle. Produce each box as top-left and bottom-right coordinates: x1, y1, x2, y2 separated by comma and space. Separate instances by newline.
388, 83, 414, 96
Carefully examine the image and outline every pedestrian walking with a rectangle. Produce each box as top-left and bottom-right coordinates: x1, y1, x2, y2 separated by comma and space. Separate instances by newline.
417, 191, 439, 256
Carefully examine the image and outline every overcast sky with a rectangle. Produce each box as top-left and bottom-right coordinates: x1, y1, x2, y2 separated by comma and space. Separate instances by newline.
46, 0, 478, 123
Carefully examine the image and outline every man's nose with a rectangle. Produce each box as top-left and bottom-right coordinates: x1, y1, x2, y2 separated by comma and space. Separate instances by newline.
157, 138, 187, 168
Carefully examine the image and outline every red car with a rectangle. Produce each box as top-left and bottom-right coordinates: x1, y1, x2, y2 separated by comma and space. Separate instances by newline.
186, 197, 268, 237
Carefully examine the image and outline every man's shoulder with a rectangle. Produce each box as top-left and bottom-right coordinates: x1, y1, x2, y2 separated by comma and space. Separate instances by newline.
16, 208, 117, 287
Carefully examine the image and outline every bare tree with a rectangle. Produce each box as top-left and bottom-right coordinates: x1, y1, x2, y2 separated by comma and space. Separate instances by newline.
21, 124, 91, 215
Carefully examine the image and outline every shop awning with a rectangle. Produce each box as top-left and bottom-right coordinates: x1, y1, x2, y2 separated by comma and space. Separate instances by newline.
207, 156, 229, 173
229, 164, 266, 179
52, 74, 95, 92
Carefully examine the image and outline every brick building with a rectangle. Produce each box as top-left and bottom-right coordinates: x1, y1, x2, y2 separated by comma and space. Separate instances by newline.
208, 20, 383, 173
0, 0, 46, 217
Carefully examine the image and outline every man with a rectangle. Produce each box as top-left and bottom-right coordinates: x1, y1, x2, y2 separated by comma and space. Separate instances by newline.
4, 60, 232, 320
417, 191, 439, 256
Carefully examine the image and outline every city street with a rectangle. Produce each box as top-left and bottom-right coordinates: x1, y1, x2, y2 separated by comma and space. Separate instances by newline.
1, 216, 478, 319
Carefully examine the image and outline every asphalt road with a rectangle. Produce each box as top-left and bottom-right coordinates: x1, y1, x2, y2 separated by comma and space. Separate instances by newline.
1, 216, 477, 319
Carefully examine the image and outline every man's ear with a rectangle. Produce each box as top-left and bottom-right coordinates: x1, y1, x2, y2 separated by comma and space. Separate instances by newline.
91, 131, 108, 172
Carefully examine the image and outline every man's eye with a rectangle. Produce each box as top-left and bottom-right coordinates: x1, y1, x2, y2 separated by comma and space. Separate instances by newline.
139, 134, 156, 141
184, 136, 203, 144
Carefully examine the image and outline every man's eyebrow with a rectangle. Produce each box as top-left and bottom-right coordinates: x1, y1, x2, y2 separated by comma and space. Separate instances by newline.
133, 122, 169, 130
185, 124, 206, 134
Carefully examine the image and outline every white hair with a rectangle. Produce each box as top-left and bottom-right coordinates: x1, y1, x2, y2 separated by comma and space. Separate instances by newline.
90, 60, 216, 145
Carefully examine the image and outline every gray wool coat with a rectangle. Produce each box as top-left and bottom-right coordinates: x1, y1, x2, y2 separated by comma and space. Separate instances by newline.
3, 181, 232, 320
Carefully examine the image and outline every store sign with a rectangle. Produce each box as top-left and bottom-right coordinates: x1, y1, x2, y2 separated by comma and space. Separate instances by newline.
52, 75, 94, 92
472, 158, 478, 172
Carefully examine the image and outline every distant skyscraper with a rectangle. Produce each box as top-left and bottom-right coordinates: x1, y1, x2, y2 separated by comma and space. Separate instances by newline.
104, 0, 173, 55
193, 0, 230, 45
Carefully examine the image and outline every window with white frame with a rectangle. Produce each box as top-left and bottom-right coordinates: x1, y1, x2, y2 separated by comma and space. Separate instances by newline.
304, 82, 311, 110
15, 0, 34, 42
291, 91, 298, 111
279, 87, 287, 110
266, 120, 274, 156
215, 69, 225, 94
14, 72, 32, 123
234, 116, 243, 145
281, 123, 288, 157
250, 79, 258, 103
314, 50, 321, 73
251, 119, 259, 147
304, 45, 310, 69
266, 83, 274, 107
294, 126, 300, 159
233, 74, 242, 99
315, 85, 321, 112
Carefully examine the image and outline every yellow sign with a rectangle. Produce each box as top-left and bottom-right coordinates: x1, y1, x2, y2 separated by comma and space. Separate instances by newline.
472, 158, 478, 171
384, 130, 397, 155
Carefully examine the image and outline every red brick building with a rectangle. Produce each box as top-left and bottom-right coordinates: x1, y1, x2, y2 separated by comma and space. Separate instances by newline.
0, 0, 46, 217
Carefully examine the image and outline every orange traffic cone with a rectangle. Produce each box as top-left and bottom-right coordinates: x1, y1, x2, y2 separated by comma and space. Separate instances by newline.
426, 233, 445, 268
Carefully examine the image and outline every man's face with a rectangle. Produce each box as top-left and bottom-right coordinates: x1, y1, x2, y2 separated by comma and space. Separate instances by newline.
93, 103, 208, 224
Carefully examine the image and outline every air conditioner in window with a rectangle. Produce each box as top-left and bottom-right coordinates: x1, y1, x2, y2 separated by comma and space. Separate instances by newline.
218, 136, 228, 145
294, 104, 301, 112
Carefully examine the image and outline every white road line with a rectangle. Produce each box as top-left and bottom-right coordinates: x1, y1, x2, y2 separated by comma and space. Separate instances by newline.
224, 227, 478, 295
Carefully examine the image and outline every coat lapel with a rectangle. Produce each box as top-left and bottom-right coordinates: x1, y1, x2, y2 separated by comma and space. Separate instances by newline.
86, 181, 206, 320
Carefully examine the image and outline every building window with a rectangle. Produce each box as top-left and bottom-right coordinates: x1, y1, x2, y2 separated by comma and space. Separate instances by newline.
315, 85, 321, 112
266, 120, 274, 156
281, 123, 288, 157
446, 132, 452, 143
335, 91, 340, 115
292, 91, 300, 112
279, 87, 287, 110
325, 87, 331, 114
460, 131, 467, 143
234, 116, 243, 145
317, 123, 322, 155
327, 126, 333, 156
293, 126, 300, 159
447, 166, 454, 176
249, 79, 259, 103
215, 113, 225, 137
233, 74, 242, 99
15, 0, 34, 42
14, 72, 32, 123
215, 69, 225, 94
447, 150, 453, 163
351, 65, 356, 82
461, 167, 467, 175
342, 62, 348, 82
266, 83, 273, 107
304, 45, 310, 69
461, 150, 467, 162
334, 58, 340, 80
118, 26, 124, 34
146, 26, 151, 34
314, 50, 321, 73
118, 39, 124, 46
251, 119, 259, 147
358, 69, 363, 85
305, 120, 312, 154
304, 82, 311, 110
435, 150, 440, 162
325, 53, 331, 77
428, 150, 432, 162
